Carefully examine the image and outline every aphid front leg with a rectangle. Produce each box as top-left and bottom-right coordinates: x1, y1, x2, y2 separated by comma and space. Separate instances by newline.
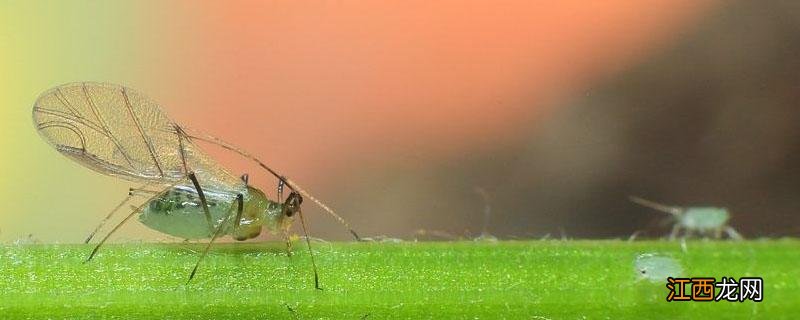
284, 230, 294, 257
277, 178, 286, 202
724, 226, 743, 240
232, 194, 244, 231
281, 191, 299, 256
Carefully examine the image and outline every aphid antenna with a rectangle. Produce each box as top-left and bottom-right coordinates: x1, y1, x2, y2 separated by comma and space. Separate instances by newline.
628, 196, 683, 217
183, 128, 361, 241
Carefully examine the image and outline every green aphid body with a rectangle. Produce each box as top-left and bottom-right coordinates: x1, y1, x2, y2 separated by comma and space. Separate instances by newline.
138, 185, 291, 241
679, 207, 730, 232
634, 253, 683, 283
629, 196, 742, 240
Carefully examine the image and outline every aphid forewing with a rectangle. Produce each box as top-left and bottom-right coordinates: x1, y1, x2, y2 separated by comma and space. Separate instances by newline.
33, 82, 245, 193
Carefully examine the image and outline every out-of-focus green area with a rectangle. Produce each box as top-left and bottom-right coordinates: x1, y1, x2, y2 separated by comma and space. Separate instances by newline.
1, 240, 797, 319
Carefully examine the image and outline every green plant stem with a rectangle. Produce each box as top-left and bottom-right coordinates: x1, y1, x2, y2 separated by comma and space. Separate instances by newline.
0, 240, 797, 319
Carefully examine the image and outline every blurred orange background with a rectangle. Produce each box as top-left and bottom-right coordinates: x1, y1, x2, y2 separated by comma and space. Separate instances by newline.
19, 1, 800, 242
170, 1, 715, 182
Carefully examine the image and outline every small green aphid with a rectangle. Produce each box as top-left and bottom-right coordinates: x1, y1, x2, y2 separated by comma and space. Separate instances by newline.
634, 253, 682, 283
32, 82, 358, 285
629, 196, 742, 243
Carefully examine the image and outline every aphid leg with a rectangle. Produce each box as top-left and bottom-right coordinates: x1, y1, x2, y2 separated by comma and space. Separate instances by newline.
176, 125, 214, 232
188, 172, 215, 233
128, 187, 160, 198
233, 194, 244, 230
282, 226, 294, 257
84, 193, 134, 244
714, 227, 723, 239
297, 206, 322, 290
680, 229, 692, 253
285, 304, 300, 320
724, 226, 744, 240
83, 183, 158, 243
627, 230, 642, 242
187, 209, 236, 283
277, 178, 286, 202
668, 224, 681, 241
86, 185, 174, 262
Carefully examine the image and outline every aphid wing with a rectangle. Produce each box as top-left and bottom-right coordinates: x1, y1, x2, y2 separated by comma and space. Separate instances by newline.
33, 82, 245, 193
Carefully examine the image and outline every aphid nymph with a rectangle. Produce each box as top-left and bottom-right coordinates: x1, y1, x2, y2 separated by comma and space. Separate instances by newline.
629, 196, 742, 241
634, 253, 682, 283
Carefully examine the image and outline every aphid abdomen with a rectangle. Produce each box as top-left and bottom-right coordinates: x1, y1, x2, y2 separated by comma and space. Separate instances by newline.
138, 186, 235, 239
680, 208, 730, 232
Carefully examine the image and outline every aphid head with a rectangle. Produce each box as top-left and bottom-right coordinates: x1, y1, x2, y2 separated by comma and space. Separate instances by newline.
283, 192, 303, 218
264, 191, 303, 234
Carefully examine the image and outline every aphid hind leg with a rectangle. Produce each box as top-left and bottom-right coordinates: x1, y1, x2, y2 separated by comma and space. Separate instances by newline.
680, 228, 692, 253
127, 186, 160, 198
84, 193, 133, 244
668, 224, 681, 241
84, 183, 151, 244
86, 185, 175, 262
187, 196, 241, 283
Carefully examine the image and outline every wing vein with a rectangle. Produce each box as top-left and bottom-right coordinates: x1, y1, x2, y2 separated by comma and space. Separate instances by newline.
81, 84, 138, 168
54, 88, 81, 117
121, 87, 165, 178
34, 106, 108, 136
37, 121, 88, 150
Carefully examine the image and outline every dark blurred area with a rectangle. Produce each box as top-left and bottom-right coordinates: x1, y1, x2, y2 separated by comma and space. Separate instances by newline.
324, 1, 800, 240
